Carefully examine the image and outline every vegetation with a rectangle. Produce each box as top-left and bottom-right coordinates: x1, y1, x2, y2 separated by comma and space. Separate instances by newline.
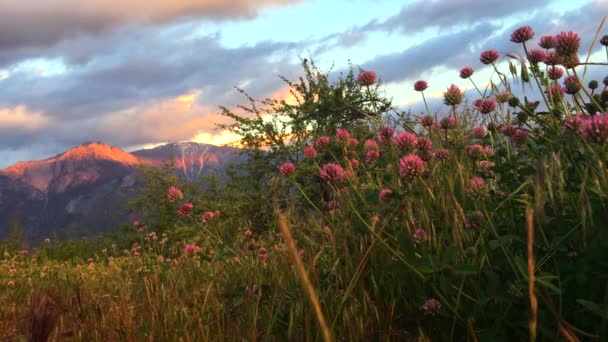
3, 24, 608, 341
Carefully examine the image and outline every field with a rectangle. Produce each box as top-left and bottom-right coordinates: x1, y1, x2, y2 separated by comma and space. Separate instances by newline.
2, 25, 608, 341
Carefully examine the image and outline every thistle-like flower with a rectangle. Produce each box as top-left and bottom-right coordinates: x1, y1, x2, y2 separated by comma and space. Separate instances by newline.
422, 298, 442, 316
167, 186, 184, 202
459, 66, 474, 79
555, 31, 581, 56
319, 163, 346, 183
480, 50, 499, 65
279, 162, 296, 177
527, 49, 546, 65
357, 71, 377, 86
547, 66, 564, 80
539, 35, 555, 49
443, 84, 463, 106
178, 202, 194, 216
475, 98, 497, 114
394, 132, 418, 151
563, 75, 581, 95
510, 26, 534, 43
467, 177, 489, 200
398, 154, 426, 179
581, 114, 608, 143
315, 136, 330, 149
303, 145, 317, 158
414, 80, 429, 92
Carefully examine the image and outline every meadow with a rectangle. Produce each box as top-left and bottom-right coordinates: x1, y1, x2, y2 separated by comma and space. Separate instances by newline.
2, 24, 608, 341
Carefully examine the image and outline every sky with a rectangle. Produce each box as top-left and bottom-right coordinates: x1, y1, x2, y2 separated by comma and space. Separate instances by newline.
0, 0, 606, 168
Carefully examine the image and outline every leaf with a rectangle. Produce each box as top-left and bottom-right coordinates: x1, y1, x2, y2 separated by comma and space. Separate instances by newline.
441, 244, 457, 265
576, 299, 608, 319
452, 264, 480, 276
397, 231, 415, 254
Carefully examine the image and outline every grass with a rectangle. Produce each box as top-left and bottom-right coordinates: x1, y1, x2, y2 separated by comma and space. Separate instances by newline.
2, 24, 608, 341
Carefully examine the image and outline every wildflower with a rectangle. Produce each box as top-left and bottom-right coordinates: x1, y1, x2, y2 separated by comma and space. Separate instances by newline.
510, 26, 534, 43
422, 298, 441, 316
350, 158, 360, 170
335, 128, 351, 142
555, 31, 581, 56
479, 160, 493, 175
467, 177, 489, 200
562, 115, 584, 133
233, 257, 242, 264
513, 129, 529, 145
43, 238, 51, 245
495, 91, 511, 104
413, 228, 429, 242
434, 149, 450, 161
7, 281, 15, 288
417, 137, 433, 151
443, 84, 463, 106
562, 54, 580, 69
547, 84, 565, 100
547, 66, 564, 80
544, 51, 564, 66
467, 144, 485, 160
473, 126, 487, 139
201, 211, 218, 223
20, 249, 28, 256
244, 229, 253, 238
527, 49, 546, 65
480, 50, 499, 65
500, 124, 517, 137
348, 138, 359, 148
357, 71, 377, 86
419, 115, 435, 128
167, 186, 184, 202
183, 243, 202, 256
465, 210, 485, 229
563, 75, 581, 95
459, 66, 474, 79
319, 163, 346, 183
315, 136, 330, 149
394, 132, 418, 151
303, 145, 317, 158
484, 146, 494, 157
365, 150, 380, 165
178, 202, 193, 216
279, 162, 296, 177
589, 80, 599, 91
398, 154, 426, 179
157, 255, 164, 262
378, 126, 395, 145
581, 114, 608, 143
440, 117, 457, 130
475, 98, 497, 114
539, 35, 555, 49
364, 139, 379, 152
414, 80, 428, 92
379, 188, 393, 201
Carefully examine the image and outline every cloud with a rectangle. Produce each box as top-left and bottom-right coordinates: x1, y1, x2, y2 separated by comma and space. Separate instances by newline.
0, 0, 302, 51
0, 105, 51, 134
373, 0, 547, 34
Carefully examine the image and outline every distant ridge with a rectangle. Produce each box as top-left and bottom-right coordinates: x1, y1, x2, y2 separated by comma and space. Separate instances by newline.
0, 141, 242, 240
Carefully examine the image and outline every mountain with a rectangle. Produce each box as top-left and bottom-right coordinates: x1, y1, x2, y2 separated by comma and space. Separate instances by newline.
0, 142, 241, 241
132, 142, 244, 181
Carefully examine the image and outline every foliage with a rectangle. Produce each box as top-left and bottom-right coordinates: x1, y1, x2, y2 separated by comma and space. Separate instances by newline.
4, 24, 608, 341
